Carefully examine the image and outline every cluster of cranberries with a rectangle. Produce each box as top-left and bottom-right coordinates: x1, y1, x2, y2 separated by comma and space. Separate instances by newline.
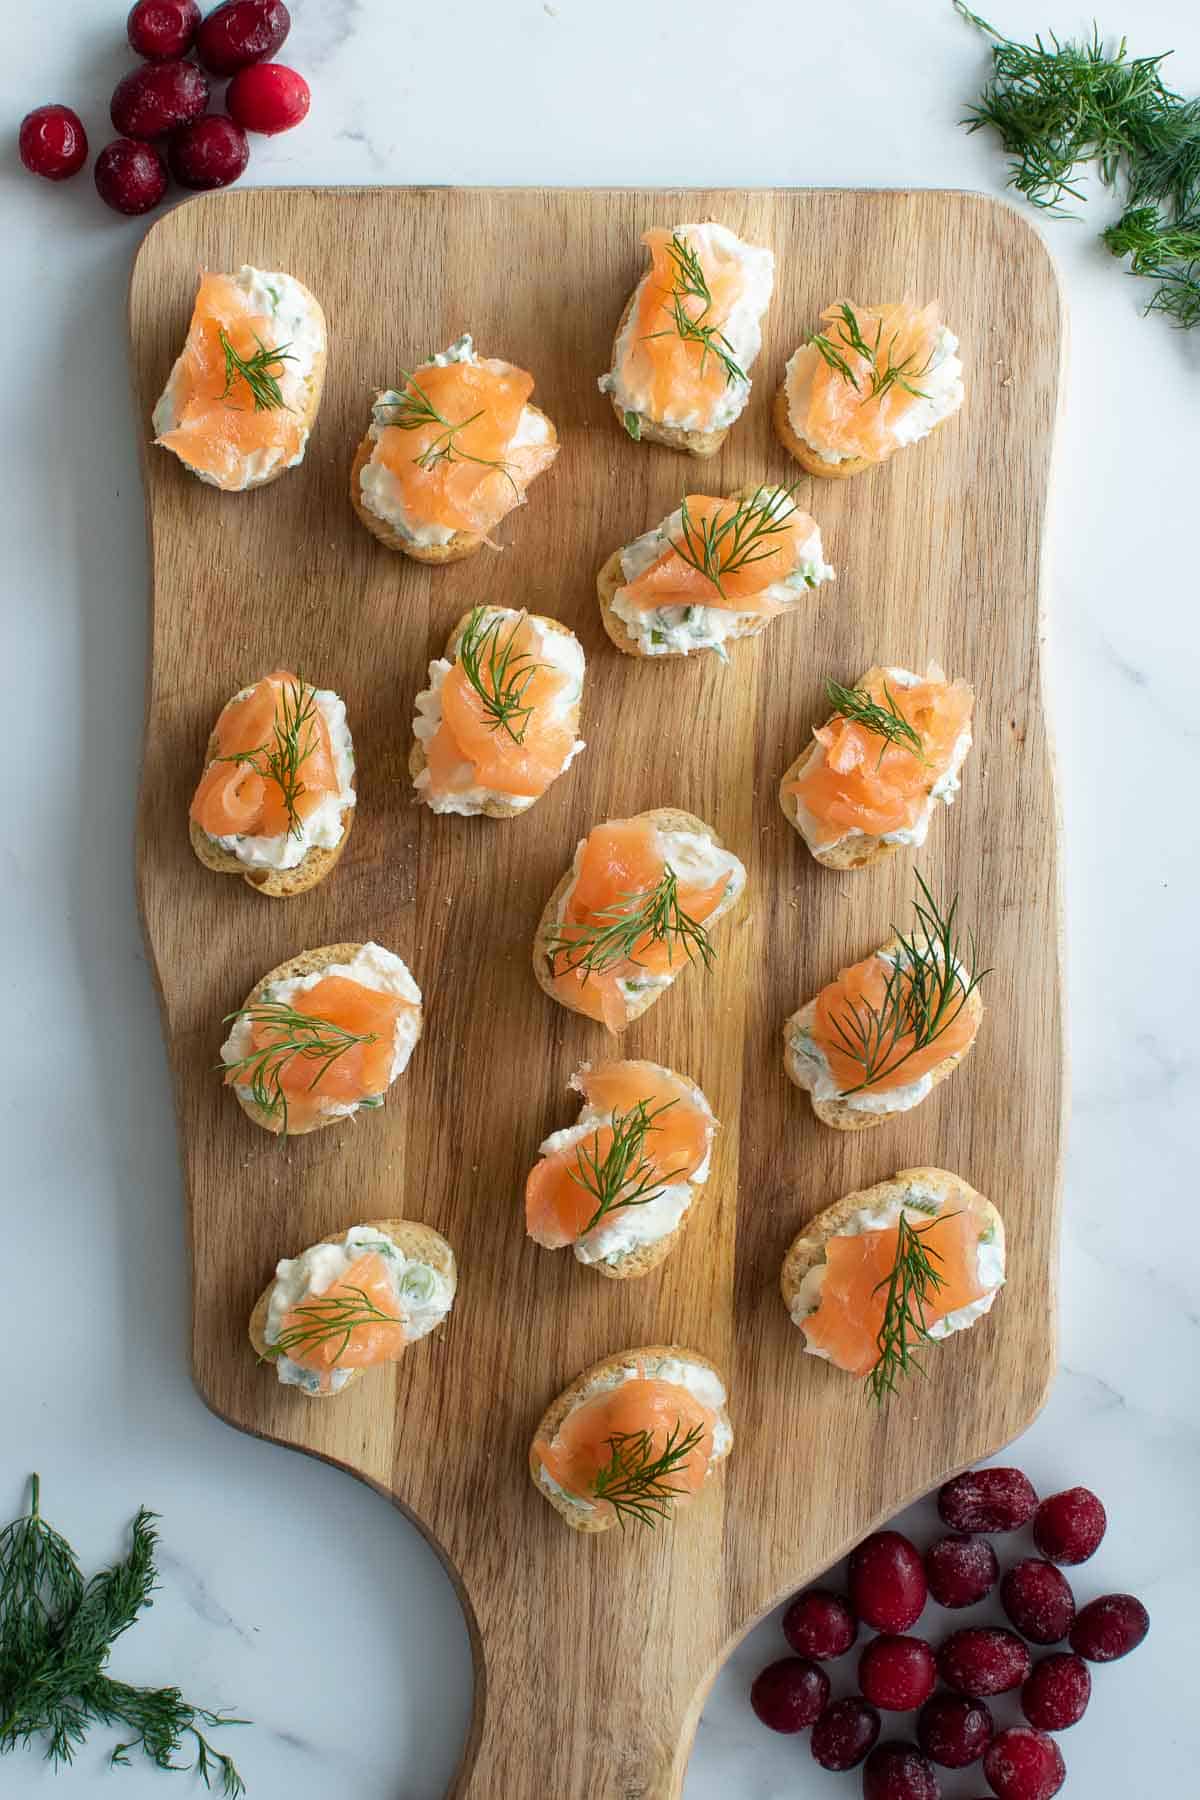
18, 2, 310, 216
750, 1469, 1148, 1798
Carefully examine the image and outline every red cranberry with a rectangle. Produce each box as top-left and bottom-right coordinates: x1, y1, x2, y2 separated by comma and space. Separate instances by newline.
1032, 1486, 1106, 1565
196, 0, 290, 76
226, 61, 309, 134
111, 59, 209, 139
925, 1535, 999, 1609
783, 1588, 857, 1660
94, 138, 168, 214
863, 1740, 941, 1800
811, 1696, 881, 1771
1000, 1559, 1075, 1644
983, 1726, 1065, 1800
939, 1628, 1031, 1696
18, 105, 88, 181
917, 1693, 994, 1768
1021, 1653, 1091, 1730
859, 1635, 937, 1711
749, 1656, 830, 1733
938, 1468, 1038, 1533
127, 1, 200, 58
167, 114, 248, 189
1069, 1592, 1149, 1662
849, 1532, 927, 1633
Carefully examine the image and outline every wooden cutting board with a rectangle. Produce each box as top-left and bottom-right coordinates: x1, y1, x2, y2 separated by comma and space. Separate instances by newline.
130, 187, 1064, 1799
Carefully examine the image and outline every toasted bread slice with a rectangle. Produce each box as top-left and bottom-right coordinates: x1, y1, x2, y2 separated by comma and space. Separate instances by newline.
189, 700, 354, 897
772, 384, 873, 480
532, 807, 743, 1033
603, 290, 728, 458
595, 484, 782, 661
780, 1166, 1004, 1335
409, 609, 583, 819
350, 405, 559, 564
783, 934, 984, 1132
529, 1343, 733, 1532
224, 943, 423, 1137
159, 278, 327, 491
248, 1217, 456, 1400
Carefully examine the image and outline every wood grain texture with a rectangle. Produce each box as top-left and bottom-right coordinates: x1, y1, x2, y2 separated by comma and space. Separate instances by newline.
130, 187, 1065, 1800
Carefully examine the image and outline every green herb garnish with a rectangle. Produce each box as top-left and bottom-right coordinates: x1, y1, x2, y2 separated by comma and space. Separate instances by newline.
547, 864, 716, 981
590, 1420, 708, 1529
215, 673, 319, 840
672, 484, 799, 600
0, 1476, 246, 1793
571, 1098, 681, 1236
622, 409, 642, 440
643, 233, 747, 387
866, 1212, 957, 1403
221, 1001, 378, 1135
372, 371, 517, 486
825, 678, 927, 767
955, 3, 1200, 327
262, 1284, 401, 1368
824, 874, 987, 1095
218, 328, 295, 412
457, 608, 542, 744
807, 302, 932, 401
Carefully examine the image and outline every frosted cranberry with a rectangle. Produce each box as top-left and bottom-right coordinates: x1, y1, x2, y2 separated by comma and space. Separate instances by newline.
196, 0, 290, 76
849, 1532, 927, 1633
918, 1693, 994, 1768
127, 1, 200, 58
1021, 1653, 1091, 1730
94, 138, 167, 214
939, 1628, 1031, 1696
19, 105, 88, 180
938, 1468, 1038, 1533
1069, 1592, 1149, 1662
1000, 1559, 1075, 1644
811, 1697, 880, 1771
783, 1588, 857, 1660
749, 1656, 829, 1733
859, 1636, 937, 1711
925, 1535, 999, 1609
863, 1741, 941, 1800
983, 1726, 1065, 1799
111, 59, 208, 139
168, 114, 248, 188
1032, 1486, 1106, 1565
226, 61, 309, 134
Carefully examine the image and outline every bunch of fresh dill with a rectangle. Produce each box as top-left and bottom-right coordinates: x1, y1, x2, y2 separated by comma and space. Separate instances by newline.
955, 2, 1200, 327
0, 1476, 246, 1794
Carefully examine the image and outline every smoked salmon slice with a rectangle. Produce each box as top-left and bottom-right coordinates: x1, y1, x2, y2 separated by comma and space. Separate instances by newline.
275, 1252, 407, 1391
534, 1374, 716, 1519
786, 667, 974, 843
543, 814, 744, 1032
190, 671, 337, 841
525, 1061, 714, 1252
619, 490, 824, 616
155, 270, 317, 490
811, 942, 980, 1096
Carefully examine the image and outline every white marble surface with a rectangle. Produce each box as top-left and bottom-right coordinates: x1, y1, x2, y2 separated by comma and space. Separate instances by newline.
5, 1, 1198, 1794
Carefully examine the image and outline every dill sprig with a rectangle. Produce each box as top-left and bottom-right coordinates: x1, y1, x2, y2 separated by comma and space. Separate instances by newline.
571, 1098, 681, 1236
643, 233, 747, 387
825, 678, 927, 767
591, 1421, 707, 1529
866, 1213, 956, 1404
955, 3, 1200, 327
263, 1284, 401, 1368
216, 673, 319, 840
825, 873, 987, 1095
673, 484, 799, 600
457, 608, 542, 744
0, 1476, 246, 1794
547, 864, 716, 981
222, 1000, 378, 1135
372, 372, 516, 487
807, 303, 932, 401
218, 327, 295, 412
